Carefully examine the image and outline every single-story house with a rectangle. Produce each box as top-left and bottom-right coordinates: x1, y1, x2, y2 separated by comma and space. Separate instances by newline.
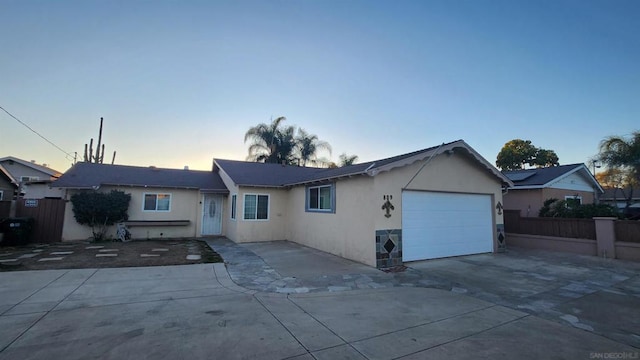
55, 140, 512, 268
54, 163, 229, 241
600, 187, 640, 214
0, 156, 63, 198
502, 163, 604, 217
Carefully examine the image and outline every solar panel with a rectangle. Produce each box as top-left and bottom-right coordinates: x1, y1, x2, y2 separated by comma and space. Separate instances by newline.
507, 171, 536, 181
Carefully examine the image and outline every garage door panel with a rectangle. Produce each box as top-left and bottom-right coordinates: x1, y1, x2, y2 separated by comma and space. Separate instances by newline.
402, 191, 493, 261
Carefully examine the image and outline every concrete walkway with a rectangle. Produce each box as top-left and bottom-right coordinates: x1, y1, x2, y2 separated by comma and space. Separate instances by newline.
0, 240, 638, 359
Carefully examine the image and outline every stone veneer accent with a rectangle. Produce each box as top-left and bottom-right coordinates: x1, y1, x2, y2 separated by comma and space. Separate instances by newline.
375, 229, 402, 268
497, 224, 506, 252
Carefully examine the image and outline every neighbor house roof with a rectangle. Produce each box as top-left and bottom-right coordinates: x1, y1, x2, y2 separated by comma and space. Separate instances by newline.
0, 156, 62, 178
54, 162, 229, 193
0, 164, 18, 187
215, 140, 513, 188
600, 187, 640, 201
503, 163, 604, 193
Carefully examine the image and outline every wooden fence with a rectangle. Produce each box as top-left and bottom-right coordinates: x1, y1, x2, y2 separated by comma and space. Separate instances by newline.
504, 210, 596, 240
616, 221, 640, 243
15, 198, 66, 243
0, 201, 10, 219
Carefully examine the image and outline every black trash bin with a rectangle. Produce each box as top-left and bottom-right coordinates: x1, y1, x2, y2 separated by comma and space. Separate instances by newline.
0, 217, 35, 246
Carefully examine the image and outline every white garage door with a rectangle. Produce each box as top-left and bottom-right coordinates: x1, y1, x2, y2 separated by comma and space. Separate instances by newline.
402, 191, 493, 261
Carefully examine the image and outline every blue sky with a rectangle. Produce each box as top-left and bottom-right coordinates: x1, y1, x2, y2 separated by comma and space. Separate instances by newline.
1, 0, 638, 172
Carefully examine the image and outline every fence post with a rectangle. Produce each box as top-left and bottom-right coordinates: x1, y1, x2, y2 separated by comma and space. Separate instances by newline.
593, 217, 616, 259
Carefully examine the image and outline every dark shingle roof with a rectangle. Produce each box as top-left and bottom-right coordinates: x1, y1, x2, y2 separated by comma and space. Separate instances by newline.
215, 140, 512, 187
502, 164, 584, 187
54, 162, 228, 193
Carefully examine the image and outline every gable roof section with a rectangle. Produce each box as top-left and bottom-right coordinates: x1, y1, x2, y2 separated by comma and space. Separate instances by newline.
503, 163, 604, 193
0, 164, 18, 187
215, 140, 512, 188
0, 156, 62, 178
54, 162, 228, 193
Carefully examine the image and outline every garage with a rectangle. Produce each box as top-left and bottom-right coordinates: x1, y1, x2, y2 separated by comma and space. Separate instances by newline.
402, 191, 494, 261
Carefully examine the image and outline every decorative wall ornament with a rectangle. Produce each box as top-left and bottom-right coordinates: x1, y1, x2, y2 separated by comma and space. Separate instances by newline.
496, 201, 503, 215
382, 195, 395, 218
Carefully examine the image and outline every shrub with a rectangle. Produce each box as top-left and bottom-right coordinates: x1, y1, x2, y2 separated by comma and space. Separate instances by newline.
70, 190, 131, 241
539, 198, 620, 218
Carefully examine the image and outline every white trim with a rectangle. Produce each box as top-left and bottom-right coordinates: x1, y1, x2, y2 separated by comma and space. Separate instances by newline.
242, 193, 270, 221
142, 192, 172, 212
306, 184, 335, 212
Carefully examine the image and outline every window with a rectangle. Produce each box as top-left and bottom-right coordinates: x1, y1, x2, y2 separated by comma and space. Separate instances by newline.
20, 176, 39, 182
0, 190, 3, 201
231, 194, 237, 220
306, 184, 334, 212
565, 196, 582, 208
243, 194, 269, 220
143, 193, 171, 211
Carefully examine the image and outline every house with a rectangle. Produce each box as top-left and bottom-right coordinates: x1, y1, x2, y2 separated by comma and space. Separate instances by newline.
55, 140, 512, 268
54, 163, 229, 241
0, 164, 19, 202
502, 164, 604, 217
0, 156, 63, 198
599, 187, 640, 216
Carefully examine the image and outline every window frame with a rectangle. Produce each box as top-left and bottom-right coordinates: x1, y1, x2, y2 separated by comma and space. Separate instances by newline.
564, 195, 582, 208
142, 192, 172, 212
230, 194, 237, 220
243, 193, 270, 221
306, 183, 336, 213
0, 190, 3, 201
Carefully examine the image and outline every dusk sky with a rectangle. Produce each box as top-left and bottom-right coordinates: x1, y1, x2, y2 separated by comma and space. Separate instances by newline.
1, 0, 638, 173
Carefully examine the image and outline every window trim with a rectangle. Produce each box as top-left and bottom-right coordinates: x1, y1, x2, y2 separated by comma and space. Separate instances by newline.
142, 192, 172, 212
230, 194, 237, 220
243, 193, 270, 221
305, 183, 336, 213
564, 195, 582, 208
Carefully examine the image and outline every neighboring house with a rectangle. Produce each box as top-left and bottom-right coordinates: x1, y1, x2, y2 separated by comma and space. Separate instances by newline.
0, 164, 19, 202
0, 156, 64, 198
53, 163, 229, 241
502, 164, 604, 217
54, 140, 512, 268
600, 187, 640, 212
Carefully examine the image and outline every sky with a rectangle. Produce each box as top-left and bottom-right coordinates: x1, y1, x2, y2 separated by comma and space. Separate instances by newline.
1, 0, 638, 173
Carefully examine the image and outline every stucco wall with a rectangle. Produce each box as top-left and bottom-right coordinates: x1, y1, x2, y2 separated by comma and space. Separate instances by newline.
62, 186, 203, 241
232, 187, 290, 242
286, 176, 376, 266
218, 168, 239, 242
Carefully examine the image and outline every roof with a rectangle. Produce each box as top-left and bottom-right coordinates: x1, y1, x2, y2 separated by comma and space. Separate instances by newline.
503, 163, 604, 193
0, 164, 18, 187
54, 162, 229, 193
215, 140, 513, 188
600, 187, 640, 201
0, 156, 62, 178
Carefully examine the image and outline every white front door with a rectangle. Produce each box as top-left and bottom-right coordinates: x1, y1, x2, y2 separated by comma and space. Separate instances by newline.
202, 194, 223, 235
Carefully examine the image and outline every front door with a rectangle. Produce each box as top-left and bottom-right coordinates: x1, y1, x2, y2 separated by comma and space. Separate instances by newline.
202, 194, 223, 235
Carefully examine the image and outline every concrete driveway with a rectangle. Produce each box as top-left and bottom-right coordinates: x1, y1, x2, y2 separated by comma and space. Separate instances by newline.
1, 241, 638, 359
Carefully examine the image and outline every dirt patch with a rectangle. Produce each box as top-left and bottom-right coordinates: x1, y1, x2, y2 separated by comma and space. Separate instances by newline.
0, 239, 222, 271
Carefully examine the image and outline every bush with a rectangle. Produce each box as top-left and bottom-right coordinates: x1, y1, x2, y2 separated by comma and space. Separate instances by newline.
539, 198, 620, 218
70, 190, 131, 241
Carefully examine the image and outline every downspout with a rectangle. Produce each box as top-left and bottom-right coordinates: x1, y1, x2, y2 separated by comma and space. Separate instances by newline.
402, 143, 445, 190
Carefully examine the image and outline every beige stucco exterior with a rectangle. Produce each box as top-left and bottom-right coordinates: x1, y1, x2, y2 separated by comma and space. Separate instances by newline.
61, 186, 226, 241
222, 151, 505, 267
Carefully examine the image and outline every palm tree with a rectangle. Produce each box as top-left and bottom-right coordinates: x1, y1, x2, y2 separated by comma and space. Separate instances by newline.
598, 130, 640, 211
245, 117, 297, 164
338, 153, 359, 167
295, 128, 332, 166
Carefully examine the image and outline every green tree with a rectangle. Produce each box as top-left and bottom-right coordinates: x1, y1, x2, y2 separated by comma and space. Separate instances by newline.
245, 117, 297, 164
295, 128, 332, 167
70, 190, 131, 241
597, 131, 640, 212
496, 139, 559, 170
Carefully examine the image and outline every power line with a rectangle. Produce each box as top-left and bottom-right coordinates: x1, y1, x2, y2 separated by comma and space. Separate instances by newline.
0, 105, 75, 161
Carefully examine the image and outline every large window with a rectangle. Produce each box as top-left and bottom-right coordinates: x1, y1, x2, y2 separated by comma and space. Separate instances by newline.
231, 194, 237, 220
307, 184, 334, 212
143, 193, 171, 211
243, 194, 269, 220
565, 196, 582, 208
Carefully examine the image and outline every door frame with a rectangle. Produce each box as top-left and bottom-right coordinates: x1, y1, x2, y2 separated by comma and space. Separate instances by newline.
201, 194, 223, 236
